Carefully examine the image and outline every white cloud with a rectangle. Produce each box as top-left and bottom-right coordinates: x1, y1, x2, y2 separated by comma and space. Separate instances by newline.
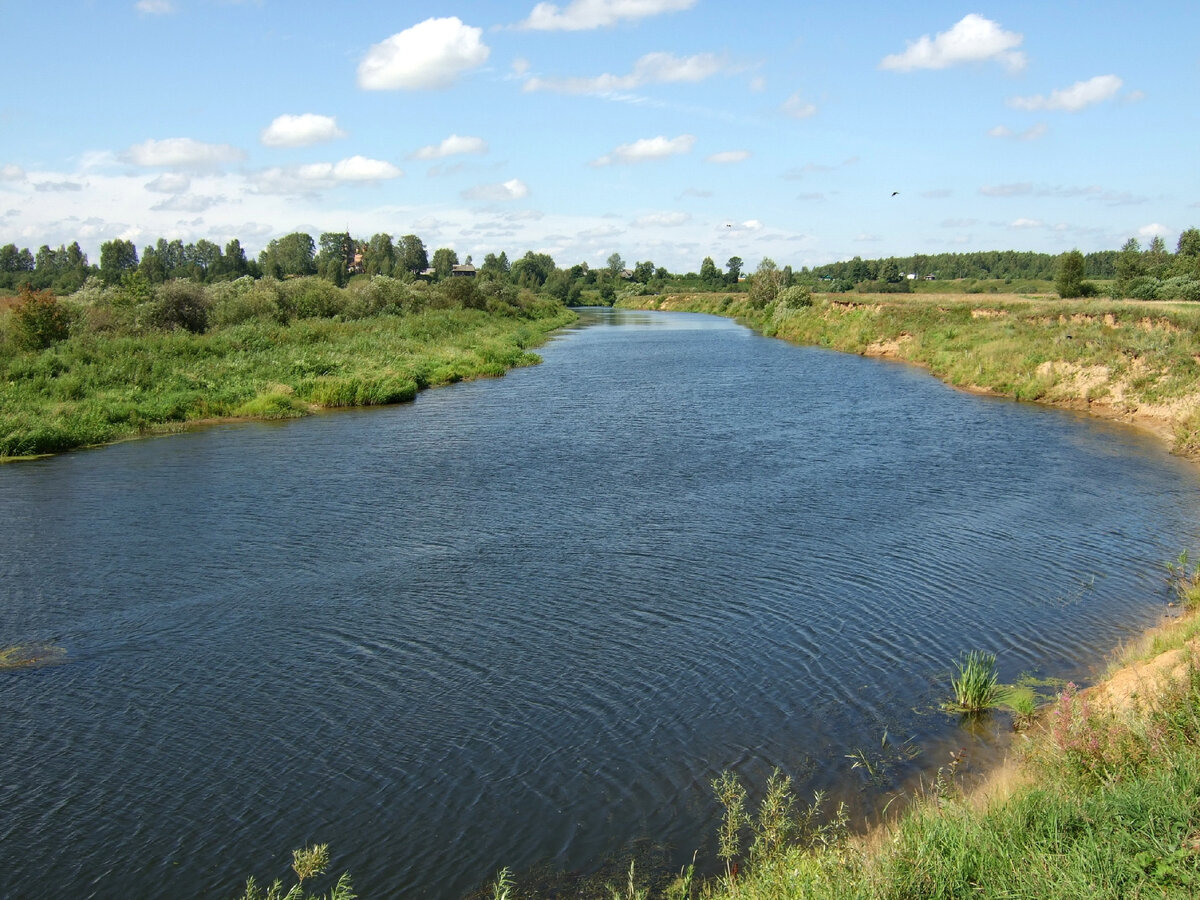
1, 164, 25, 181
1138, 223, 1171, 238
462, 179, 530, 202
151, 194, 225, 213
1008, 75, 1124, 112
988, 122, 1048, 141
980, 182, 1034, 197
252, 157, 402, 193
358, 17, 489, 90
412, 135, 489, 160
591, 134, 695, 165
633, 211, 690, 227
781, 94, 817, 119
880, 14, 1025, 73
135, 0, 175, 14
519, 0, 696, 31
524, 51, 731, 94
146, 173, 192, 194
261, 114, 346, 147
126, 137, 245, 169
1011, 218, 1043, 228
706, 150, 750, 164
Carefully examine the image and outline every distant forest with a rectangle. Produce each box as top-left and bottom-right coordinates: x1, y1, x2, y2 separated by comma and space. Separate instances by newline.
2, 226, 1198, 301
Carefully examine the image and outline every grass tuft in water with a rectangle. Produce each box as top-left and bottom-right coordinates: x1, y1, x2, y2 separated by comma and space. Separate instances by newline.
947, 650, 1000, 713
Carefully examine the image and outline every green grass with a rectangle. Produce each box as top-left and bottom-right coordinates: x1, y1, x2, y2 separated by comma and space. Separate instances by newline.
947, 651, 1000, 713
0, 302, 575, 459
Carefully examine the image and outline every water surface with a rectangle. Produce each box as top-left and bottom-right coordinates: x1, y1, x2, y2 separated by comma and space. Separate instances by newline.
3, 308, 1199, 898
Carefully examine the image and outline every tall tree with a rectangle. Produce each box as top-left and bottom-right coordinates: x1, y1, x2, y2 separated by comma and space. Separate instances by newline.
1056, 249, 1087, 298
725, 256, 743, 285
363, 233, 395, 277
431, 247, 459, 280
606, 252, 625, 278
397, 234, 428, 275
99, 238, 139, 285
260, 232, 316, 278
317, 231, 354, 286
699, 256, 720, 286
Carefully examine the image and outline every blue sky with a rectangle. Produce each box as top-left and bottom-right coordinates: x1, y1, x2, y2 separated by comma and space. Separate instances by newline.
2, 0, 1197, 273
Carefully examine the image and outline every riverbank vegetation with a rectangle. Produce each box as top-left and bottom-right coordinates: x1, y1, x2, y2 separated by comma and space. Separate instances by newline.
0, 275, 573, 459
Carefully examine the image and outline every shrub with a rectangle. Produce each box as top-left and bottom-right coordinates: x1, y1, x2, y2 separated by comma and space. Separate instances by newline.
282, 277, 346, 319
1158, 276, 1200, 302
778, 285, 813, 308
151, 279, 209, 333
11, 284, 72, 350
210, 278, 284, 327
1126, 276, 1161, 301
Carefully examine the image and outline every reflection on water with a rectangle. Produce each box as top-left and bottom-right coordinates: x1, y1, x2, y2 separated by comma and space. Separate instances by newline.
2, 308, 1199, 898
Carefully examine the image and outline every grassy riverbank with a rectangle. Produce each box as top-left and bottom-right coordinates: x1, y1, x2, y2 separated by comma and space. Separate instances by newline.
619, 291, 1200, 457
0, 281, 575, 459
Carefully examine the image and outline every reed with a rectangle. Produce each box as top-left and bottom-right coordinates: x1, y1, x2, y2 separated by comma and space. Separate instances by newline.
948, 650, 1000, 713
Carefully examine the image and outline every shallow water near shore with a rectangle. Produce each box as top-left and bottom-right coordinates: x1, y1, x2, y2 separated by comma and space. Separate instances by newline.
3, 308, 1200, 898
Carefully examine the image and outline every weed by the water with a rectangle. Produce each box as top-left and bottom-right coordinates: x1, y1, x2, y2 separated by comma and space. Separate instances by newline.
947, 650, 1000, 713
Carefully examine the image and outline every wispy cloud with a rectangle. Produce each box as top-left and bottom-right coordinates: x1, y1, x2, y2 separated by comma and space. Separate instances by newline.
633, 211, 691, 227
1008, 75, 1124, 112
781, 93, 817, 119
706, 150, 750, 164
591, 134, 695, 166
880, 14, 1025, 73
261, 114, 346, 147
988, 123, 1048, 141
125, 137, 245, 169
358, 17, 489, 90
524, 51, 733, 94
134, 0, 175, 14
462, 179, 530, 202
412, 135, 489, 160
518, 0, 696, 31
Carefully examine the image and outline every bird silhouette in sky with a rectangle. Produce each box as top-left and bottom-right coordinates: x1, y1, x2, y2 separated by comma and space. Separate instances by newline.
891, 191, 900, 196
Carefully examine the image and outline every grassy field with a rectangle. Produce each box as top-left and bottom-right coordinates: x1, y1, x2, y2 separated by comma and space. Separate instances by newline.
0, 286, 575, 459
621, 291, 1200, 458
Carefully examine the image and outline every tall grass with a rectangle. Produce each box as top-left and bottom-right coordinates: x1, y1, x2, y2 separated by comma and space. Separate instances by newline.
0, 284, 574, 458
948, 650, 1000, 713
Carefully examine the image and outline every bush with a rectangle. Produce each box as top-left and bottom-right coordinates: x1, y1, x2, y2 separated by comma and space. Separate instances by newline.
281, 277, 346, 319
1127, 276, 1161, 301
11, 285, 72, 350
778, 285, 813, 308
151, 279, 210, 333
1158, 276, 1200, 302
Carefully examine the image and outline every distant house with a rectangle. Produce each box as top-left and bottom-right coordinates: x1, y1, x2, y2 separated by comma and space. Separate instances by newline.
619, 268, 634, 280
417, 267, 436, 281
924, 274, 937, 281
906, 272, 918, 280
450, 263, 477, 278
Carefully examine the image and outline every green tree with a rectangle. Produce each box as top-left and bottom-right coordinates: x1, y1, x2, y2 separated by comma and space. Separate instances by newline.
431, 247, 459, 280
726, 256, 743, 285
99, 238, 138, 285
606, 252, 625, 278
317, 231, 354, 286
748, 257, 781, 308
479, 251, 510, 281
223, 239, 249, 278
632, 260, 655, 283
138, 245, 168, 284
511, 251, 555, 288
362, 233, 395, 277
260, 232, 316, 279
699, 256, 720, 286
1114, 237, 1144, 297
397, 234, 428, 275
1056, 249, 1087, 298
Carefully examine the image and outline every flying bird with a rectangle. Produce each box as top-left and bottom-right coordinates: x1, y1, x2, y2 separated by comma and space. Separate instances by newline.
891, 191, 900, 196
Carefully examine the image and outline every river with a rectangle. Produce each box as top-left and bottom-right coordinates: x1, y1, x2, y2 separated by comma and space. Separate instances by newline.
3, 308, 1199, 898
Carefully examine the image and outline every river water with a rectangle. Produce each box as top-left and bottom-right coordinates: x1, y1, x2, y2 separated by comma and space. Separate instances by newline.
3, 308, 1199, 898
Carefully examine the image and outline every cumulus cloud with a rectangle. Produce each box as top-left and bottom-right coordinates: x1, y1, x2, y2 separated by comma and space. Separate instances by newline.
592, 134, 695, 165
706, 150, 750, 164
524, 51, 732, 94
1, 164, 26, 181
1008, 75, 1124, 112
1139, 223, 1171, 238
462, 179, 530, 202
261, 114, 346, 147
633, 211, 690, 227
150, 194, 225, 213
781, 93, 817, 119
880, 14, 1025, 72
1011, 217, 1043, 228
358, 17, 489, 90
412, 135, 489, 160
126, 137, 245, 169
519, 0, 696, 31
